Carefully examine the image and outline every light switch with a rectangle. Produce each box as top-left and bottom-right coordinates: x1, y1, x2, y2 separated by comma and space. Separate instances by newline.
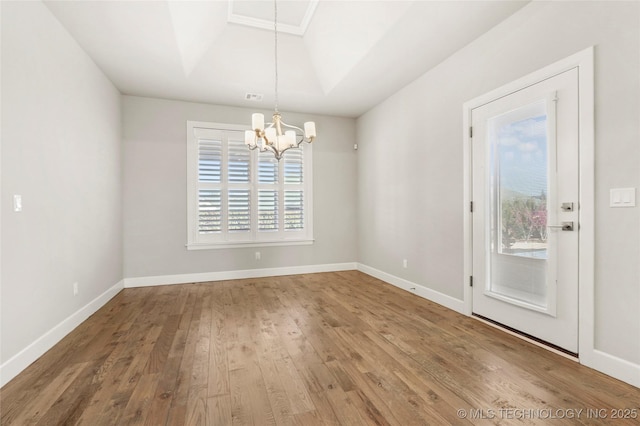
610, 188, 636, 207
13, 195, 22, 212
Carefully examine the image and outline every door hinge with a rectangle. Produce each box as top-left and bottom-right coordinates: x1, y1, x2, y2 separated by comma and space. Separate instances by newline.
469, 276, 473, 287
469, 126, 473, 138
470, 201, 474, 212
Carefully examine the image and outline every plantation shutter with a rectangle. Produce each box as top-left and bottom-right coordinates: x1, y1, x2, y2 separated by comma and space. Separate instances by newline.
187, 121, 312, 248
228, 138, 250, 184
283, 148, 303, 184
283, 148, 305, 231
228, 189, 251, 232
228, 137, 251, 233
258, 190, 278, 231
198, 189, 221, 233
258, 151, 278, 184
197, 136, 223, 234
258, 151, 279, 232
198, 138, 222, 183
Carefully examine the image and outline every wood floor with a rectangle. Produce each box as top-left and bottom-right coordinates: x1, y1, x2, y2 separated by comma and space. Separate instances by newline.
1, 271, 638, 425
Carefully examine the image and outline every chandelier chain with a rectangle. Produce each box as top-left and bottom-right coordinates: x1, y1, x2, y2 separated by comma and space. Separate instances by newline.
246, 0, 315, 161
274, 0, 279, 113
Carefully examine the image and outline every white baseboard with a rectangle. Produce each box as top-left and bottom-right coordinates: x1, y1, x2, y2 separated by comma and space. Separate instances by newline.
581, 349, 640, 388
0, 280, 124, 388
124, 262, 358, 288
356, 263, 465, 314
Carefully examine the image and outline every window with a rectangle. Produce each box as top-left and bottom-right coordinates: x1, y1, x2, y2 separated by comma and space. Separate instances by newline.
187, 121, 313, 249
490, 99, 549, 260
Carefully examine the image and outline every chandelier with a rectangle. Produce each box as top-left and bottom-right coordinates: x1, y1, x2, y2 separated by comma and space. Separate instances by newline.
244, 0, 316, 160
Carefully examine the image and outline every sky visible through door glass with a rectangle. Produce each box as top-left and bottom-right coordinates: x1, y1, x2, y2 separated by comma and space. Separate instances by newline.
491, 106, 548, 259
496, 114, 547, 198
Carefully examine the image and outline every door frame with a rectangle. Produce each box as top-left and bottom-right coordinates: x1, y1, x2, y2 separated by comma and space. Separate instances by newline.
462, 47, 594, 358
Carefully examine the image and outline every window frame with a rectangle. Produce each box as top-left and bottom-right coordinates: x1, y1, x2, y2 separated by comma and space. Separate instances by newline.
186, 121, 314, 250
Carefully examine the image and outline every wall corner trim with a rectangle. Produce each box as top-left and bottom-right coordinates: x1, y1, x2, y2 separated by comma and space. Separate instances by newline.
356, 263, 465, 314
0, 280, 125, 388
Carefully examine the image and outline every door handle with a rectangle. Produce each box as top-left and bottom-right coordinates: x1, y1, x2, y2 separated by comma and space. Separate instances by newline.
548, 221, 574, 231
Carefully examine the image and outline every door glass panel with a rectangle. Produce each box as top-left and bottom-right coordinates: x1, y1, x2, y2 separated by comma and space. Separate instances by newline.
487, 99, 552, 310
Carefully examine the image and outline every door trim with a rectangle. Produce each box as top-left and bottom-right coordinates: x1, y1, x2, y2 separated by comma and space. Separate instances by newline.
462, 47, 594, 358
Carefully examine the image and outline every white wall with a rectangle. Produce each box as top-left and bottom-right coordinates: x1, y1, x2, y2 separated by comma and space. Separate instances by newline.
357, 0, 640, 373
122, 96, 357, 280
1, 0, 122, 376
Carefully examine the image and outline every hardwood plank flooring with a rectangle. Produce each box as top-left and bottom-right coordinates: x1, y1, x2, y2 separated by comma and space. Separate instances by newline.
1, 271, 639, 425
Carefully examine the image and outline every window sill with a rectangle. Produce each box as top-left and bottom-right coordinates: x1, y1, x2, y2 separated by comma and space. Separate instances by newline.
186, 239, 314, 250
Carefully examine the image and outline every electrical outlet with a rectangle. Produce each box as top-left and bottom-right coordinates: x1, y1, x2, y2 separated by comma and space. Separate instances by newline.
403, 259, 408, 268
73, 282, 78, 296
255, 251, 261, 261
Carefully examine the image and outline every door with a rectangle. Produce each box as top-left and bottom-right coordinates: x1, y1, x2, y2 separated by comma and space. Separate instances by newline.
471, 68, 579, 354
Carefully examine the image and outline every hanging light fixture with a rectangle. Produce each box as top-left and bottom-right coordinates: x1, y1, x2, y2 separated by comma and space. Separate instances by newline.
245, 0, 316, 160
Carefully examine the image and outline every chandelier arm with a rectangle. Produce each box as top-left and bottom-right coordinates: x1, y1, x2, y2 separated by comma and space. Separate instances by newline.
259, 121, 311, 145
281, 122, 314, 145
264, 121, 304, 135
277, 120, 304, 133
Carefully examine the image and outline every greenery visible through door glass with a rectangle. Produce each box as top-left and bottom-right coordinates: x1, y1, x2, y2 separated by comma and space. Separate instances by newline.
491, 103, 548, 259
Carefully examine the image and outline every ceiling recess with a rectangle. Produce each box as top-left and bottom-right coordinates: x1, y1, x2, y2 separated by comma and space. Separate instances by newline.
227, 0, 319, 36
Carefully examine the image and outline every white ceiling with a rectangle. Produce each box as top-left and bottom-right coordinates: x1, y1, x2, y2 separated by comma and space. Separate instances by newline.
44, 0, 529, 118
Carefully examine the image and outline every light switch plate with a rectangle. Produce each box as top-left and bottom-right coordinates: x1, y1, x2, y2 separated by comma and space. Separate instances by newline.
13, 195, 22, 212
610, 188, 636, 207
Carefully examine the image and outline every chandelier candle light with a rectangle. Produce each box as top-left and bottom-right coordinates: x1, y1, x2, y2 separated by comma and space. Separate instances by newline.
245, 0, 316, 160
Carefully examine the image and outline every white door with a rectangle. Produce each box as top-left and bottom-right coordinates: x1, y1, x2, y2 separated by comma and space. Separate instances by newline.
471, 68, 579, 354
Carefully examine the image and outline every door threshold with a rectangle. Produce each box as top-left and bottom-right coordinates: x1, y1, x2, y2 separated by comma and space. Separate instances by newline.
472, 313, 579, 361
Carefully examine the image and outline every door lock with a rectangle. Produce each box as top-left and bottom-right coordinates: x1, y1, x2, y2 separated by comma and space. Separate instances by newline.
561, 202, 574, 212
548, 221, 574, 231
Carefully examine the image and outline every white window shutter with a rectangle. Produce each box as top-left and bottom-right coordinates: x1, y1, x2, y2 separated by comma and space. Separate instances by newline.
228, 138, 250, 183
198, 189, 221, 233
187, 121, 312, 248
283, 148, 305, 231
284, 190, 304, 230
197, 136, 223, 235
227, 137, 251, 233
198, 138, 222, 183
258, 151, 279, 184
283, 148, 303, 183
228, 189, 251, 232
258, 190, 278, 231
